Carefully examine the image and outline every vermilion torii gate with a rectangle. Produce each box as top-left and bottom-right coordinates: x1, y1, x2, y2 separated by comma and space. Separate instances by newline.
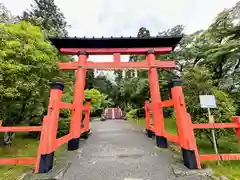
43, 36, 199, 172
0, 36, 200, 173
41, 36, 240, 173
49, 36, 181, 149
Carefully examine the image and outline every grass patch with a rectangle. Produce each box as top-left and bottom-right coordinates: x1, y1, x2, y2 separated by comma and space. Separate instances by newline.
0, 133, 66, 180
133, 117, 240, 180
197, 135, 240, 180
164, 116, 177, 135
134, 118, 146, 128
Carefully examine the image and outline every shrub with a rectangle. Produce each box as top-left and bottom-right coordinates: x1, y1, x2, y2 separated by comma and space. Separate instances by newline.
126, 109, 138, 120
183, 68, 236, 147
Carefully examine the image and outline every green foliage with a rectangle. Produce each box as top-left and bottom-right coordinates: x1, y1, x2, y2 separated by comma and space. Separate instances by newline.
56, 88, 112, 135
20, 0, 69, 37
118, 77, 150, 111
158, 24, 184, 37
182, 67, 236, 143
93, 74, 116, 106
0, 133, 66, 180
126, 109, 138, 120
84, 88, 112, 113
0, 21, 59, 126
57, 117, 70, 137
86, 70, 94, 89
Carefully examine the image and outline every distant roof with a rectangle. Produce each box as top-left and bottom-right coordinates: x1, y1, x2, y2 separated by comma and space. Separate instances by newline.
48, 36, 182, 50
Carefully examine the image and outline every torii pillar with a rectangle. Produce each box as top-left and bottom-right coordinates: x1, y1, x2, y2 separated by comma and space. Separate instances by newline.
146, 50, 167, 148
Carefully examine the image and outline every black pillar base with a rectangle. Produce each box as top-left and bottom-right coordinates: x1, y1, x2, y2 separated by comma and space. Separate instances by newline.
82, 131, 89, 139
38, 152, 54, 173
67, 137, 80, 151
146, 129, 153, 138
156, 136, 168, 148
181, 148, 198, 169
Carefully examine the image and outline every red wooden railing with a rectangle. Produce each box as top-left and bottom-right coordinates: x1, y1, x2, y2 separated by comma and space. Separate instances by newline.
0, 83, 91, 173
0, 120, 42, 166
144, 80, 240, 169
192, 116, 240, 162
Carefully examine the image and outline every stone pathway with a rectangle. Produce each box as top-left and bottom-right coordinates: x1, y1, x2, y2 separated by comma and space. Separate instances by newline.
61, 120, 213, 180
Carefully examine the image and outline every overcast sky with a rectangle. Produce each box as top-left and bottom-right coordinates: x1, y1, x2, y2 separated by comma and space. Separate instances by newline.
1, 0, 239, 78
2, 0, 239, 37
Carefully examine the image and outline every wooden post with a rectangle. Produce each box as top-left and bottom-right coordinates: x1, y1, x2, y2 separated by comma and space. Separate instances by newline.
171, 79, 200, 169
37, 82, 64, 173
145, 101, 153, 138
233, 116, 240, 143
82, 99, 91, 139
68, 52, 88, 151
146, 50, 167, 148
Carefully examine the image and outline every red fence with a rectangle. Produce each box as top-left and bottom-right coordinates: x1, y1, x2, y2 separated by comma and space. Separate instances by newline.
144, 79, 240, 169
0, 120, 42, 166
193, 116, 240, 162
0, 82, 91, 173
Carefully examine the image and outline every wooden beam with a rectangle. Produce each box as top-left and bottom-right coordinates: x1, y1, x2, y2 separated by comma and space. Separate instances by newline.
60, 47, 173, 55
59, 61, 176, 70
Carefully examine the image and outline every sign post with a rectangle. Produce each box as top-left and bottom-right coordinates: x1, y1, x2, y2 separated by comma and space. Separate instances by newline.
199, 95, 219, 162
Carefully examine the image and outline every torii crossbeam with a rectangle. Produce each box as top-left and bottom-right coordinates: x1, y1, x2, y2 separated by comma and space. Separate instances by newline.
49, 36, 182, 70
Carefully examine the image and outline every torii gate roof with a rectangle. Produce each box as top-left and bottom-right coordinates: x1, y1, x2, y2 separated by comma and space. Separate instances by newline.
49, 36, 182, 50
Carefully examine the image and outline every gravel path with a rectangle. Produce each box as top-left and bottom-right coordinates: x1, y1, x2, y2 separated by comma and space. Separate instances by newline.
62, 120, 211, 180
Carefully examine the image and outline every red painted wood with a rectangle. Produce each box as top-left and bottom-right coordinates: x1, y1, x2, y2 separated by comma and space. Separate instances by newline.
199, 154, 240, 161
147, 53, 165, 137
171, 86, 201, 168
232, 116, 240, 143
82, 101, 91, 132
192, 123, 239, 129
159, 100, 173, 107
145, 101, 151, 130
59, 61, 176, 70
55, 134, 72, 149
0, 126, 42, 132
113, 53, 120, 63
149, 125, 155, 132
0, 157, 36, 165
59, 102, 74, 109
60, 47, 172, 55
164, 131, 179, 144
69, 54, 87, 139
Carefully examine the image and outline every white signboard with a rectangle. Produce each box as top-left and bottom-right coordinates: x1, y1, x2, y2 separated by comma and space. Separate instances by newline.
199, 95, 217, 108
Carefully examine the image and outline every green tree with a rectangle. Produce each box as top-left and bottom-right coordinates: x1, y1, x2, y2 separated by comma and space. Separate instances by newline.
0, 21, 59, 143
158, 25, 184, 37
86, 70, 95, 89
0, 3, 17, 24
189, 2, 240, 113
19, 0, 70, 36
182, 67, 236, 147
84, 88, 112, 113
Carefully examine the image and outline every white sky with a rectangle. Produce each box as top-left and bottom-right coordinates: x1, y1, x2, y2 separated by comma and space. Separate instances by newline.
2, 0, 239, 36
1, 0, 239, 79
